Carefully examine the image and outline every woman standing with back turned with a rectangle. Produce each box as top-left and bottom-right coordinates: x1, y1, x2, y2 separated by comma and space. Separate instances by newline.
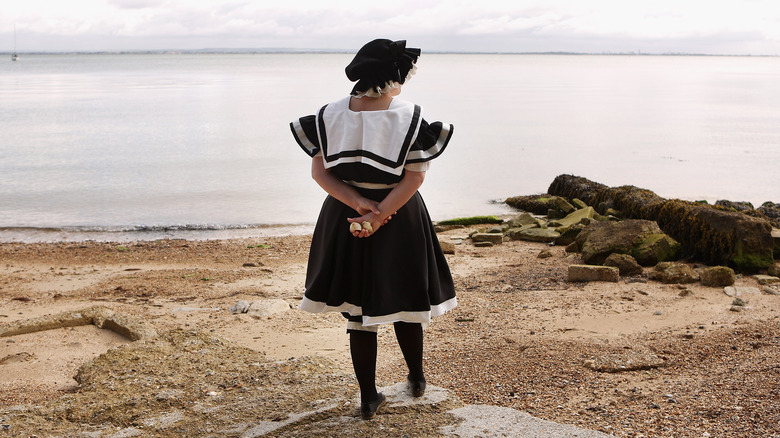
290, 38, 457, 420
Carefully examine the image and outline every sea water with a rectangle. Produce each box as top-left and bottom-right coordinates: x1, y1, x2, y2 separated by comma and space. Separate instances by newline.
1, 53, 778, 242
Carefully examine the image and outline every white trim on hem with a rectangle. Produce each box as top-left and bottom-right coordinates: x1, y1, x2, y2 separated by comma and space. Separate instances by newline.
299, 296, 458, 327
299, 296, 362, 315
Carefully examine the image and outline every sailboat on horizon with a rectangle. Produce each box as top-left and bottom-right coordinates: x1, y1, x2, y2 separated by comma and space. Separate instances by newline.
11, 24, 18, 61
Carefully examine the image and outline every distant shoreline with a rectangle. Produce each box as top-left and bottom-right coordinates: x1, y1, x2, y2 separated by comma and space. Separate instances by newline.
3, 50, 777, 57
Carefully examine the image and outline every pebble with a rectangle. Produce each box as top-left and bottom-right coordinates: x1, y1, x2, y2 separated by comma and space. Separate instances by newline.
537, 249, 553, 259
724, 286, 761, 297
763, 286, 780, 295
230, 300, 251, 314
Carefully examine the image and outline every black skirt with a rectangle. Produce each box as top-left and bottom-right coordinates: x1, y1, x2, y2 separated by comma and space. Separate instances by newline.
300, 187, 457, 327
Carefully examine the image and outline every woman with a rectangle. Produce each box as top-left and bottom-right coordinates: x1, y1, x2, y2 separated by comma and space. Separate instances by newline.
290, 39, 456, 420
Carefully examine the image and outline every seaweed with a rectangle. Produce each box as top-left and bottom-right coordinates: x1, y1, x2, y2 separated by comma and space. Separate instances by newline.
436, 216, 504, 226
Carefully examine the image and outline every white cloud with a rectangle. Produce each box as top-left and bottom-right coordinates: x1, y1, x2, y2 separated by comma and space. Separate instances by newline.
108, 0, 162, 10
3, 0, 780, 54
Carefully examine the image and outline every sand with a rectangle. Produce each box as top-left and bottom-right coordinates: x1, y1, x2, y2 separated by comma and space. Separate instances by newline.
1, 230, 779, 437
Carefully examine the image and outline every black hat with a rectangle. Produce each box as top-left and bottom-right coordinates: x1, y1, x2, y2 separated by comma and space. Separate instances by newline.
345, 39, 421, 96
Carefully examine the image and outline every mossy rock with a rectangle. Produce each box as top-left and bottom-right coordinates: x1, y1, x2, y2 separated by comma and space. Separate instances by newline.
548, 174, 774, 272
507, 227, 561, 243
631, 233, 681, 266
505, 194, 557, 215
554, 207, 595, 231
658, 200, 774, 271
648, 262, 699, 284
700, 266, 736, 287
604, 253, 643, 276
578, 220, 663, 265
555, 224, 584, 246
506, 213, 539, 228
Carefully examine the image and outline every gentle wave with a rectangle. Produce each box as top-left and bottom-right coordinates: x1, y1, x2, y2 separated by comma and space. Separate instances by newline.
0, 223, 315, 243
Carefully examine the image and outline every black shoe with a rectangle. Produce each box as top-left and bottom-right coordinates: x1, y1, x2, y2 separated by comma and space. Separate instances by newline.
407, 376, 426, 398
360, 393, 386, 420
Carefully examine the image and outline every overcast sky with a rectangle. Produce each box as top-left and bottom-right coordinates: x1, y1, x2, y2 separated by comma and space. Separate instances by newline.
4, 0, 780, 55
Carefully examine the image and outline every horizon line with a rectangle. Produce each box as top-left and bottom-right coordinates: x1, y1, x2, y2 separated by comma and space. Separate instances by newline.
4, 48, 778, 57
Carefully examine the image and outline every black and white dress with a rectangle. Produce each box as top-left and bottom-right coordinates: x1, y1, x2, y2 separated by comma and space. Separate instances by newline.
290, 96, 457, 332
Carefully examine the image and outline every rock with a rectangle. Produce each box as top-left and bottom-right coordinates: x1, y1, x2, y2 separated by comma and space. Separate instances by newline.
101, 310, 158, 341
754, 275, 780, 285
506, 212, 538, 228
439, 241, 456, 254
715, 199, 754, 212
434, 224, 465, 233
603, 253, 643, 276
769, 261, 779, 277
554, 224, 583, 246
443, 403, 614, 438
507, 227, 561, 243
648, 262, 698, 284
552, 196, 576, 214
554, 207, 596, 231
537, 249, 553, 259
474, 241, 493, 247
547, 174, 775, 271
547, 208, 565, 219
763, 286, 780, 295
631, 233, 681, 266
246, 299, 291, 318
583, 351, 665, 373
758, 203, 780, 228
504, 194, 557, 215
700, 266, 736, 287
0, 306, 156, 341
772, 228, 780, 258
732, 297, 747, 307
230, 300, 251, 314
471, 233, 504, 244
567, 265, 619, 283
565, 241, 579, 253
577, 219, 678, 266
723, 286, 762, 297
572, 198, 588, 209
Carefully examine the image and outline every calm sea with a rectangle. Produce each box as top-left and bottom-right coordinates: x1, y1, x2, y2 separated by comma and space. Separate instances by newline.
1, 53, 779, 242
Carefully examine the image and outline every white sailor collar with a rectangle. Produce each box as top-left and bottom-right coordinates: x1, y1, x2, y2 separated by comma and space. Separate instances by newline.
316, 97, 422, 176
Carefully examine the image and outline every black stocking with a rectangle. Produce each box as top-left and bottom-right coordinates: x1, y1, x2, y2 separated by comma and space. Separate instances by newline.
349, 330, 379, 403
393, 321, 424, 381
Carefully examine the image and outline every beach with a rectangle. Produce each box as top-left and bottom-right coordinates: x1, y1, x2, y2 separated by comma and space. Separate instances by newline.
2, 230, 779, 437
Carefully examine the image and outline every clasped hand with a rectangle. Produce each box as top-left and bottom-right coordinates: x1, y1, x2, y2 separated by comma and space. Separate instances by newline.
348, 199, 394, 238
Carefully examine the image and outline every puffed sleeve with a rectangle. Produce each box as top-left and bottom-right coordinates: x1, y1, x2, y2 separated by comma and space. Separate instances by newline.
290, 115, 320, 157
405, 119, 453, 164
